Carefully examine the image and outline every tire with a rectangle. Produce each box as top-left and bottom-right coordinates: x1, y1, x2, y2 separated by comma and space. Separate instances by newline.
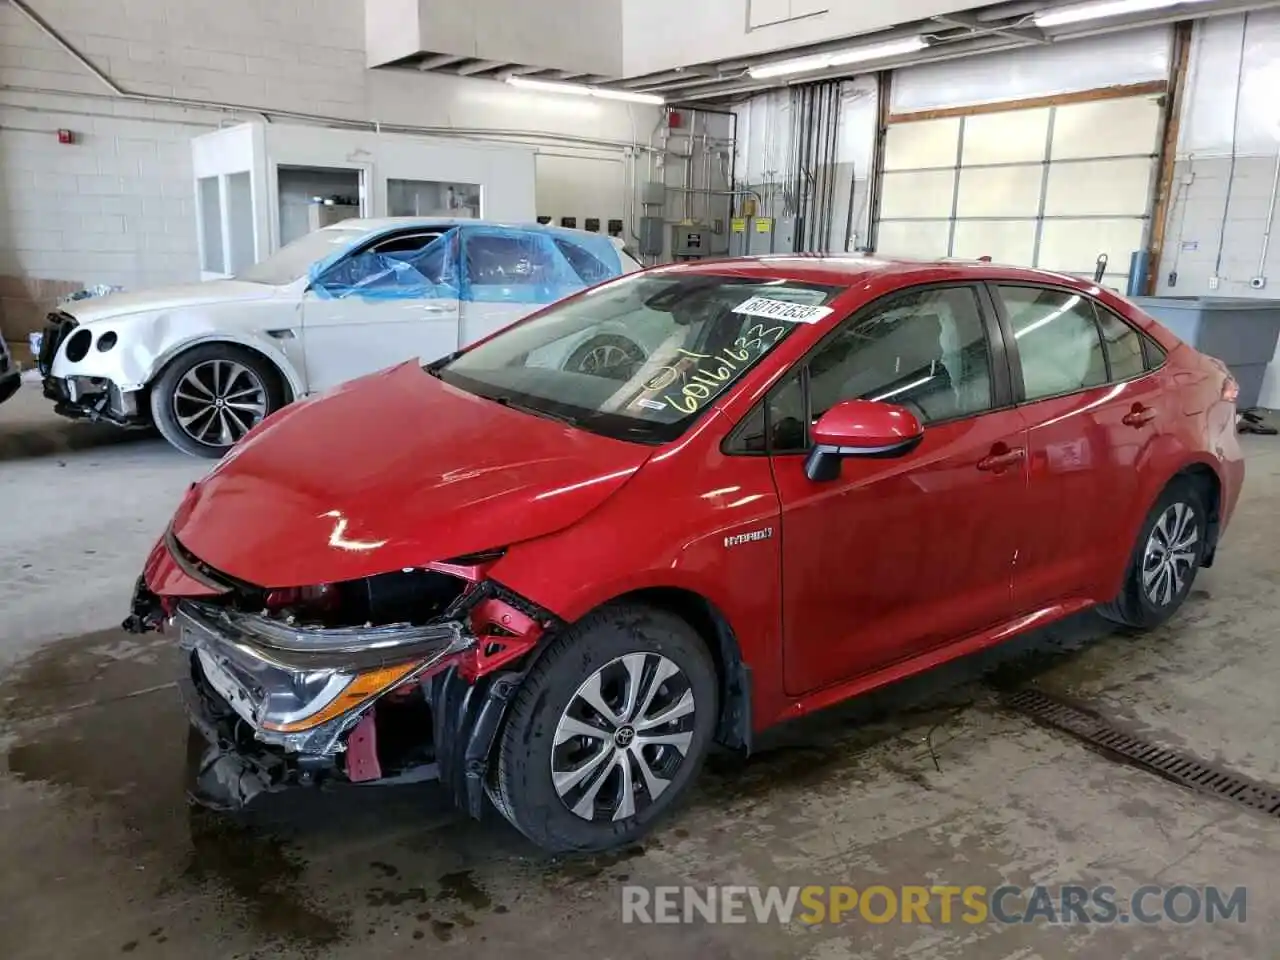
150, 344, 286, 459
1098, 478, 1209, 629
564, 333, 646, 381
492, 603, 718, 853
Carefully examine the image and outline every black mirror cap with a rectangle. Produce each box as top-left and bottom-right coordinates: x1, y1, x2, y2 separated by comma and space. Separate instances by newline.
803, 434, 925, 482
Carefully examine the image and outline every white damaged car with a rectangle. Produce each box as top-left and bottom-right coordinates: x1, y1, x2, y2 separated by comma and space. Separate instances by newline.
37, 218, 643, 457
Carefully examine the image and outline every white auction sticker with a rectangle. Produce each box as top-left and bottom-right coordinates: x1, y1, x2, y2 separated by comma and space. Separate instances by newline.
731, 296, 834, 324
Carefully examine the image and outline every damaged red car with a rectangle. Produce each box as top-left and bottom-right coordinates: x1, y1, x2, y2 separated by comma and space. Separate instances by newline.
126, 257, 1244, 853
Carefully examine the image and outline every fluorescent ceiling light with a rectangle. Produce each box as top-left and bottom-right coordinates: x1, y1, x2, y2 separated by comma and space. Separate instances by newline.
748, 36, 928, 79
506, 77, 591, 96
749, 52, 836, 80
589, 87, 666, 105
505, 76, 665, 105
1033, 0, 1214, 28
829, 36, 929, 66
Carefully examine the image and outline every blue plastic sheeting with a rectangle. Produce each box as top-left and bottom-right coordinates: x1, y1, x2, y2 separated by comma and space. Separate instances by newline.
310, 228, 460, 302
308, 224, 623, 304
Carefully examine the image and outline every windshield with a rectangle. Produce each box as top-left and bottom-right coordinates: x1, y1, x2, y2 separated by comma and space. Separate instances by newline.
236, 227, 370, 285
436, 272, 844, 443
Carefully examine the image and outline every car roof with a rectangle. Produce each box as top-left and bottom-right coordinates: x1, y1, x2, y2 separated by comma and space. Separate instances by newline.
648, 254, 1101, 292
328, 217, 627, 249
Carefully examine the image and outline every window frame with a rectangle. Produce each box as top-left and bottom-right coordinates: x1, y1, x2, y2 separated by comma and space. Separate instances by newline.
984, 282, 1166, 406
722, 281, 1013, 457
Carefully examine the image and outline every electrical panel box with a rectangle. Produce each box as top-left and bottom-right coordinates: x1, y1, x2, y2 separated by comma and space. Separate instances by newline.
726, 217, 798, 256
637, 216, 665, 257
641, 181, 667, 206
672, 223, 712, 259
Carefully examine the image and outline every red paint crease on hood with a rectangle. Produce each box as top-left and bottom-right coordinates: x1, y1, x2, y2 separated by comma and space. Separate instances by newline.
169, 362, 651, 588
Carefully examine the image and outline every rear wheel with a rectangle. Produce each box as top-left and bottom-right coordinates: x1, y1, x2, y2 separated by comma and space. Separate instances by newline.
491, 604, 717, 853
1099, 479, 1208, 629
151, 344, 285, 458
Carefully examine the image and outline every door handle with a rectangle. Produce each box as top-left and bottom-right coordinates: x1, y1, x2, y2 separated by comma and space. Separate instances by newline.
977, 446, 1026, 473
1122, 405, 1157, 428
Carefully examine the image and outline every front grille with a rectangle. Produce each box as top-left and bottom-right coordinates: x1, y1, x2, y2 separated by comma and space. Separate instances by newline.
37, 311, 77, 376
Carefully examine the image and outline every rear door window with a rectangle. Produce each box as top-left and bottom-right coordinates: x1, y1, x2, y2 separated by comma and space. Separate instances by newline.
554, 238, 616, 285
1094, 306, 1146, 382
996, 286, 1107, 402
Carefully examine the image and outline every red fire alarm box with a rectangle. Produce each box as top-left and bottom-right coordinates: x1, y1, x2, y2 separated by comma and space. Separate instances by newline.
667, 111, 683, 129
57, 129, 75, 145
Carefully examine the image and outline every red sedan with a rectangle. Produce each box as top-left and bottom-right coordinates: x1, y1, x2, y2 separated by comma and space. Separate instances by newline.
126, 256, 1244, 853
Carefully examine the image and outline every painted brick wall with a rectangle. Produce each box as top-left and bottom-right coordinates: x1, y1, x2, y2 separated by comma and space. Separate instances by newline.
0, 0, 658, 338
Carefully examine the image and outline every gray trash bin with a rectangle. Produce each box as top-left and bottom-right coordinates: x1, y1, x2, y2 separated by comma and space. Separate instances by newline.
1131, 297, 1280, 410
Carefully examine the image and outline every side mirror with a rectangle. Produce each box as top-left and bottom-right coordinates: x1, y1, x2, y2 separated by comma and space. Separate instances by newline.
805, 399, 924, 482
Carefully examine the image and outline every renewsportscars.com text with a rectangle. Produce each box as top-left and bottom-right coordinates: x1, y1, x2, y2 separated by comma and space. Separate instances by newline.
621, 884, 1247, 926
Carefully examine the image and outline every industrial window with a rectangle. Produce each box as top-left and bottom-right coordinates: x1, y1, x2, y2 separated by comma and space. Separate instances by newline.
876, 95, 1162, 293
1094, 307, 1146, 382
998, 285, 1107, 402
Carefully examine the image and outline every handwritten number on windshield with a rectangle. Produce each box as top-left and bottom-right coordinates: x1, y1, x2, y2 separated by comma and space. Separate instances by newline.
645, 322, 786, 415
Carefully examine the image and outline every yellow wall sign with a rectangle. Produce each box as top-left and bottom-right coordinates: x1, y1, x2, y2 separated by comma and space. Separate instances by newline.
730, 218, 747, 233
755, 218, 774, 233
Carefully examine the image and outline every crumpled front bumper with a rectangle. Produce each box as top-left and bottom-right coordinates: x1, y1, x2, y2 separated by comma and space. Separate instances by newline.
176, 599, 473, 752
42, 373, 144, 426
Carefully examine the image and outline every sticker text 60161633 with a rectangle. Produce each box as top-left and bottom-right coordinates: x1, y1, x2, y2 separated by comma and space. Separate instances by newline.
731, 296, 834, 324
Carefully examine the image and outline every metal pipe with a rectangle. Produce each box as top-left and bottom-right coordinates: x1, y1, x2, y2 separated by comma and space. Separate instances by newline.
685, 113, 695, 220
9, 0, 123, 95
1258, 141, 1280, 279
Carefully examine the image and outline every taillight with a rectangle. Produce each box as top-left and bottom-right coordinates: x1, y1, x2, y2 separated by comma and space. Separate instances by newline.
1223, 376, 1240, 404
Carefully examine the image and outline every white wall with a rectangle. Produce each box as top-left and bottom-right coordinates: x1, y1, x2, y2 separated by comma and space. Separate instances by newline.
622, 0, 984, 76
0, 0, 658, 298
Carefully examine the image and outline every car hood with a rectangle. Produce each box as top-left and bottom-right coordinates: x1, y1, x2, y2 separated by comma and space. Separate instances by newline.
63, 280, 282, 323
168, 362, 652, 588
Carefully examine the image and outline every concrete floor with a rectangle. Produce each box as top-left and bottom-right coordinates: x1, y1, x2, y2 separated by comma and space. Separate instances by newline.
2, 384, 1278, 959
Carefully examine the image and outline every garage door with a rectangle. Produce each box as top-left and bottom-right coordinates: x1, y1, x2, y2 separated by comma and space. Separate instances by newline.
875, 93, 1165, 292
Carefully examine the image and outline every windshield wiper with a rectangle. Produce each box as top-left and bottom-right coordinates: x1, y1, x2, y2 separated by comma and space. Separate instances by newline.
491, 395, 581, 427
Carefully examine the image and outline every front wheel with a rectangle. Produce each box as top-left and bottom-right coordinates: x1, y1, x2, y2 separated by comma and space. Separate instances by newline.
491, 604, 718, 853
151, 345, 285, 458
1098, 479, 1208, 629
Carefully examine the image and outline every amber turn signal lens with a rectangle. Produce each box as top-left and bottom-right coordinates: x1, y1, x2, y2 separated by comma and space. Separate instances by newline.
262, 662, 420, 733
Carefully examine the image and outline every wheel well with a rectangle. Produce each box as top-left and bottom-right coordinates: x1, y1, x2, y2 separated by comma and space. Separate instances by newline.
1174, 463, 1222, 564
613, 587, 752, 752
145, 340, 295, 415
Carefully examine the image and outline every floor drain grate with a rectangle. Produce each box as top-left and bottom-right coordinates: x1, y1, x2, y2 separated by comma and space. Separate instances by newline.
1002, 688, 1280, 819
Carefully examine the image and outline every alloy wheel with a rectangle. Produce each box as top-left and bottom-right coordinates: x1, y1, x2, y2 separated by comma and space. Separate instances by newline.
1142, 502, 1200, 608
172, 359, 268, 448
551, 653, 697, 823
